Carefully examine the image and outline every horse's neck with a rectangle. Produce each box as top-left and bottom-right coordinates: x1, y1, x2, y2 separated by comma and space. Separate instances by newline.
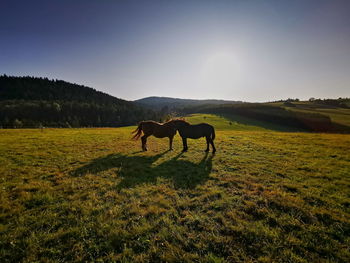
178, 123, 190, 129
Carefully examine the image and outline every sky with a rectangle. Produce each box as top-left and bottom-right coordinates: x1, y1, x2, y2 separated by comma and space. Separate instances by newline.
1, 0, 350, 101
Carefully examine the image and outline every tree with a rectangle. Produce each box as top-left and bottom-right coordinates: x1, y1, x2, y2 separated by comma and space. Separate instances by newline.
13, 119, 23, 128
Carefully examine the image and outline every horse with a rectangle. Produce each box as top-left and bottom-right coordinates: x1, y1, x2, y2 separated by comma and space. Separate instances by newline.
131, 120, 177, 151
168, 119, 216, 153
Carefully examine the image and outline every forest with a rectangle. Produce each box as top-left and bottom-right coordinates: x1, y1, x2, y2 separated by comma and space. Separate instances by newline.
0, 75, 160, 128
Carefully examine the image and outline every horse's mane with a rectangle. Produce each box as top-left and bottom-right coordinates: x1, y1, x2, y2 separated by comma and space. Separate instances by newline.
165, 118, 190, 125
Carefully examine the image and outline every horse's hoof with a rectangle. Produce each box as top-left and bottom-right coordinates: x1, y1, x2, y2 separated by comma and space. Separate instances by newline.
205, 149, 209, 152
182, 149, 187, 152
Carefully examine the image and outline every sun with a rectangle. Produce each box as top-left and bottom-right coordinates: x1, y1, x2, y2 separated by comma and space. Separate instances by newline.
199, 51, 241, 90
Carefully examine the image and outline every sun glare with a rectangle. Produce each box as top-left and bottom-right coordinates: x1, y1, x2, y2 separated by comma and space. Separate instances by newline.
200, 51, 241, 91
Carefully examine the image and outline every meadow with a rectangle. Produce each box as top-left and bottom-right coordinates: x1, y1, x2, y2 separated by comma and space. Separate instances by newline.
1, 114, 350, 262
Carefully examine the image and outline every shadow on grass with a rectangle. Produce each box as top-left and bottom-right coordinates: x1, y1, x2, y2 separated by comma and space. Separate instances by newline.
71, 151, 213, 189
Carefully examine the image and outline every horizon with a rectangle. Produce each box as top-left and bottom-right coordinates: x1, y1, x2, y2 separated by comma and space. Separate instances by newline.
2, 74, 348, 103
1, 0, 350, 101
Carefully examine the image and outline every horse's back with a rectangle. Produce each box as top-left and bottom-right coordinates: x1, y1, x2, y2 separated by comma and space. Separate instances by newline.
195, 123, 214, 128
180, 122, 214, 139
142, 120, 176, 138
142, 120, 161, 125
194, 123, 214, 132
140, 120, 160, 134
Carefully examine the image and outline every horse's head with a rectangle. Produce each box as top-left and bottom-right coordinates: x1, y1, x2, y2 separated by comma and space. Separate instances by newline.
166, 119, 190, 130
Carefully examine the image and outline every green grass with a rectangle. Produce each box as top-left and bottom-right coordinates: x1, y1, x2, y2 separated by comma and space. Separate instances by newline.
1, 115, 350, 262
184, 114, 268, 131
185, 113, 301, 132
289, 105, 350, 128
191, 101, 350, 132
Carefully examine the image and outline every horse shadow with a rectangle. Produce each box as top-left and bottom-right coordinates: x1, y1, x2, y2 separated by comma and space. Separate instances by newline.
71, 151, 213, 189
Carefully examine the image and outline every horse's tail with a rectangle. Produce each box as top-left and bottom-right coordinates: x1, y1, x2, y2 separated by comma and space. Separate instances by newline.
131, 122, 143, 140
211, 127, 215, 141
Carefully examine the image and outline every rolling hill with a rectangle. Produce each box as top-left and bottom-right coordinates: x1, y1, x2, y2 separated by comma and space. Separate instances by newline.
182, 100, 350, 133
135, 96, 242, 110
0, 75, 160, 128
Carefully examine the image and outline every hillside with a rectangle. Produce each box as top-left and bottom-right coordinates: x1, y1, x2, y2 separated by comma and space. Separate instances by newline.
135, 96, 242, 110
276, 100, 350, 128
0, 75, 159, 128
182, 100, 350, 133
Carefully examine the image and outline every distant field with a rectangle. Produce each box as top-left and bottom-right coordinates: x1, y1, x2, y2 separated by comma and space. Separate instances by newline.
184, 114, 267, 131
283, 102, 350, 128
185, 113, 298, 132
1, 115, 350, 262
185, 101, 350, 133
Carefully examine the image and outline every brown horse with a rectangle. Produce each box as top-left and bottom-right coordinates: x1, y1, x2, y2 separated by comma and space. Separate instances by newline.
168, 119, 216, 153
132, 120, 176, 151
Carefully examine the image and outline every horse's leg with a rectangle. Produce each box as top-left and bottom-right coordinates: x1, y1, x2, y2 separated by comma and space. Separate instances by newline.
205, 136, 210, 152
141, 135, 148, 151
182, 137, 188, 152
141, 135, 145, 151
169, 136, 173, 151
210, 138, 216, 153
144, 135, 149, 151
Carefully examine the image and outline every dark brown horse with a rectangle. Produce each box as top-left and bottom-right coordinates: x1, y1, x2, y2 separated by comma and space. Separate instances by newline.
168, 119, 216, 153
132, 120, 176, 151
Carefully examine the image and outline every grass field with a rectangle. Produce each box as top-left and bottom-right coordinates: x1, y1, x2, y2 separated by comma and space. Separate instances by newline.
189, 101, 350, 133
1, 114, 350, 262
273, 101, 350, 128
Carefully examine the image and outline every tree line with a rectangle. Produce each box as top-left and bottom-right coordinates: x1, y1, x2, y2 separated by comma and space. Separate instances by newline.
0, 75, 160, 128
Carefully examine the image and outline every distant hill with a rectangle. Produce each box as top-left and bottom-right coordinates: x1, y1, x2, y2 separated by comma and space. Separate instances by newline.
0, 75, 159, 128
135, 96, 242, 111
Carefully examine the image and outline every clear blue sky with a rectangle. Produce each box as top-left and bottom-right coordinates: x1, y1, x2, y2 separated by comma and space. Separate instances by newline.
1, 0, 349, 101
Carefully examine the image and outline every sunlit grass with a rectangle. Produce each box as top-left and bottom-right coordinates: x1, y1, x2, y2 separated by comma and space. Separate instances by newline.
1, 115, 350, 262
184, 113, 268, 131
